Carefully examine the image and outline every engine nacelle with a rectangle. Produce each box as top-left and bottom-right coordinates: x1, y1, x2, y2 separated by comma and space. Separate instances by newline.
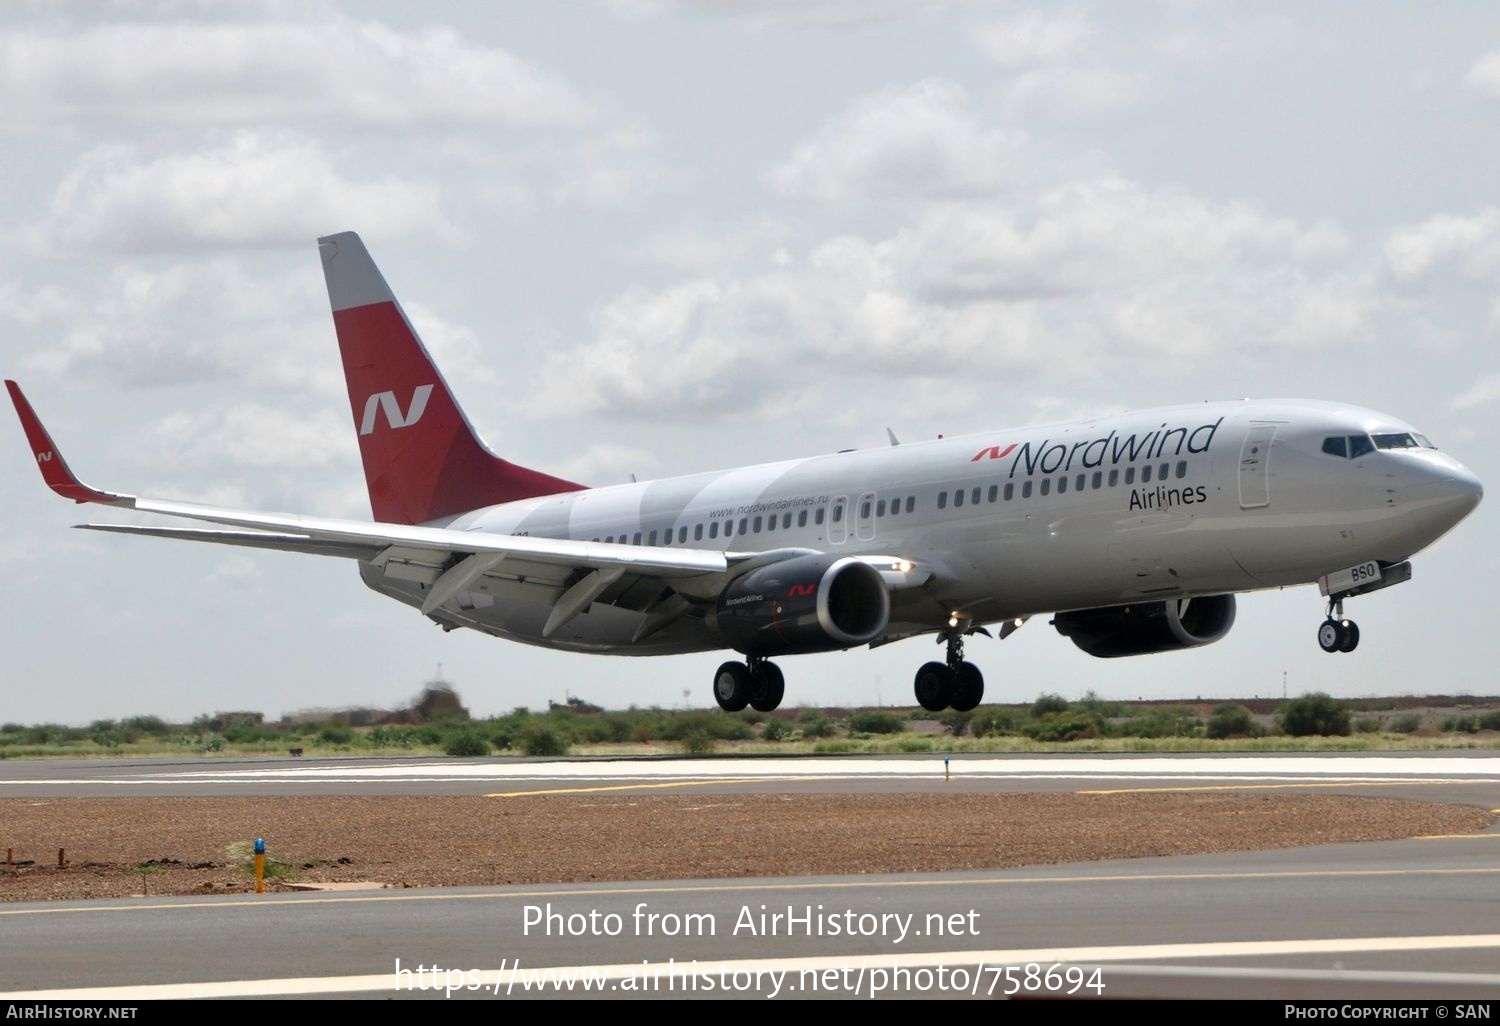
709, 554, 891, 656
1052, 594, 1237, 658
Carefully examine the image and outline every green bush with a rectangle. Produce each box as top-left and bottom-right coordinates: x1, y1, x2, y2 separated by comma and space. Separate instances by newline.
679, 729, 716, 754
847, 710, 905, 735
443, 732, 491, 757
1076, 691, 1123, 720
939, 710, 971, 737
1389, 713, 1422, 734
1205, 703, 1254, 740
1479, 711, 1500, 731
711, 717, 755, 741
970, 708, 1020, 737
519, 726, 568, 757
1440, 715, 1479, 734
799, 715, 836, 739
1115, 708, 1198, 738
319, 725, 354, 745
1022, 712, 1098, 742
1279, 692, 1351, 737
1353, 717, 1383, 734
1031, 693, 1070, 718
122, 715, 171, 737
661, 713, 753, 742
761, 720, 790, 741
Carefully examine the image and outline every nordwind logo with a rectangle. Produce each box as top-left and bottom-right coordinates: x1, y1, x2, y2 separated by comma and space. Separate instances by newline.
359, 385, 434, 436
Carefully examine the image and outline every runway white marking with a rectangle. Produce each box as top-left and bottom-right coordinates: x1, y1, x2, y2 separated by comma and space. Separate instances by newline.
7, 934, 1500, 1000
8, 755, 1500, 787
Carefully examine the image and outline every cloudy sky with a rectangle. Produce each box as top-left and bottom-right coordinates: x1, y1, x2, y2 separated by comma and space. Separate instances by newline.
3, 1, 1496, 724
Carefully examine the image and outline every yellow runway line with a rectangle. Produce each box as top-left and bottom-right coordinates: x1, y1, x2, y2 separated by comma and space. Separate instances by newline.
484, 776, 815, 798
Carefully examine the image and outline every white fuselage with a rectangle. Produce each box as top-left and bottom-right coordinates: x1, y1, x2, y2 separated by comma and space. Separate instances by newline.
358, 399, 1482, 655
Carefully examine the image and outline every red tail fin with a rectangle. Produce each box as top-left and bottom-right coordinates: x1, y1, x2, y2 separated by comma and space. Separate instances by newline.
318, 232, 585, 525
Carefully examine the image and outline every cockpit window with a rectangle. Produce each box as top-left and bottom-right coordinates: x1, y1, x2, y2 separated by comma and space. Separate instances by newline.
1321, 436, 1348, 458
1348, 435, 1375, 458
1372, 432, 1423, 450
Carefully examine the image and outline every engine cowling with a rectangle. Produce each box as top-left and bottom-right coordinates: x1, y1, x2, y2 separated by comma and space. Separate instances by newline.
709, 554, 891, 656
1052, 595, 1237, 658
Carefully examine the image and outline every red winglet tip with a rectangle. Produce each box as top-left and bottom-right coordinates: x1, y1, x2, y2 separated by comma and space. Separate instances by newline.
6, 381, 122, 505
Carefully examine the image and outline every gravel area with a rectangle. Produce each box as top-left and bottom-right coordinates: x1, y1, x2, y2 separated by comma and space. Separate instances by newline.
0, 794, 1489, 903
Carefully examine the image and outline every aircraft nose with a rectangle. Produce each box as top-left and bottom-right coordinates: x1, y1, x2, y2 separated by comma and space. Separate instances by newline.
1425, 458, 1483, 524
1448, 462, 1484, 513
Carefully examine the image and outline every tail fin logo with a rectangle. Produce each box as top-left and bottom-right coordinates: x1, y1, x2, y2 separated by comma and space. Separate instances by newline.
359, 385, 434, 436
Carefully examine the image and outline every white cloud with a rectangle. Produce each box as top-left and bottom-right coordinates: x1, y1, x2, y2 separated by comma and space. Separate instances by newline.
609, 0, 971, 28
549, 128, 670, 209
1383, 209, 1500, 284
972, 11, 1144, 117
527, 177, 1365, 423
404, 302, 497, 387
146, 403, 350, 472
551, 443, 660, 486
0, 282, 70, 325
640, 218, 790, 272
1452, 374, 1500, 410
876, 180, 1345, 300
768, 80, 1025, 202
0, 16, 590, 129
1001, 66, 1144, 117
19, 257, 340, 394
974, 10, 1092, 68
207, 554, 263, 585
1466, 49, 1500, 98
39, 133, 449, 252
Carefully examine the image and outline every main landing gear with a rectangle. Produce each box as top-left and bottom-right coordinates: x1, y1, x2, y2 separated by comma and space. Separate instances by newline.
913, 632, 984, 713
713, 657, 785, 712
1317, 598, 1360, 654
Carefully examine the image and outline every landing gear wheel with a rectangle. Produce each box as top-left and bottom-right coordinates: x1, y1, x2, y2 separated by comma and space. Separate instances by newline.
713, 661, 751, 712
950, 662, 984, 712
748, 661, 785, 712
1338, 620, 1360, 653
914, 661, 955, 712
1317, 620, 1342, 653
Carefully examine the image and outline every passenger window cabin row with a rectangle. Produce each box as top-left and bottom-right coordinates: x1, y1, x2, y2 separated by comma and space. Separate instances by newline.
588, 460, 1194, 544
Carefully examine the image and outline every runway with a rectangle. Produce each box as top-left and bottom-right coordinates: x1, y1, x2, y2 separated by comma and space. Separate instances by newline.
3, 751, 1499, 999
4, 750, 1500, 804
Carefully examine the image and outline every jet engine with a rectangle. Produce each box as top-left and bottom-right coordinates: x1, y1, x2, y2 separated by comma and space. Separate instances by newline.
1052, 595, 1237, 658
708, 554, 890, 656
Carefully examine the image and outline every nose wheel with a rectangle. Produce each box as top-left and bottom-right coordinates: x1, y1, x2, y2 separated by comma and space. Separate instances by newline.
1316, 598, 1360, 654
1318, 618, 1359, 653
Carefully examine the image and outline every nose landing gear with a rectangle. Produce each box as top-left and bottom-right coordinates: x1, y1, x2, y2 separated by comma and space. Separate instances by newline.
1317, 598, 1360, 653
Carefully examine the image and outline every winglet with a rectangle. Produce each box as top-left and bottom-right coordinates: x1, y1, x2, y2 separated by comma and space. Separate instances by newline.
5, 381, 130, 505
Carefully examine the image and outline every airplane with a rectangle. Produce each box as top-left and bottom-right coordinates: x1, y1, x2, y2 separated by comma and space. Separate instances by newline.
6, 232, 1485, 714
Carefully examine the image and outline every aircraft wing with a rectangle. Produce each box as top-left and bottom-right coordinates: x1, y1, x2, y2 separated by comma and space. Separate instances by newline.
10, 381, 928, 638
